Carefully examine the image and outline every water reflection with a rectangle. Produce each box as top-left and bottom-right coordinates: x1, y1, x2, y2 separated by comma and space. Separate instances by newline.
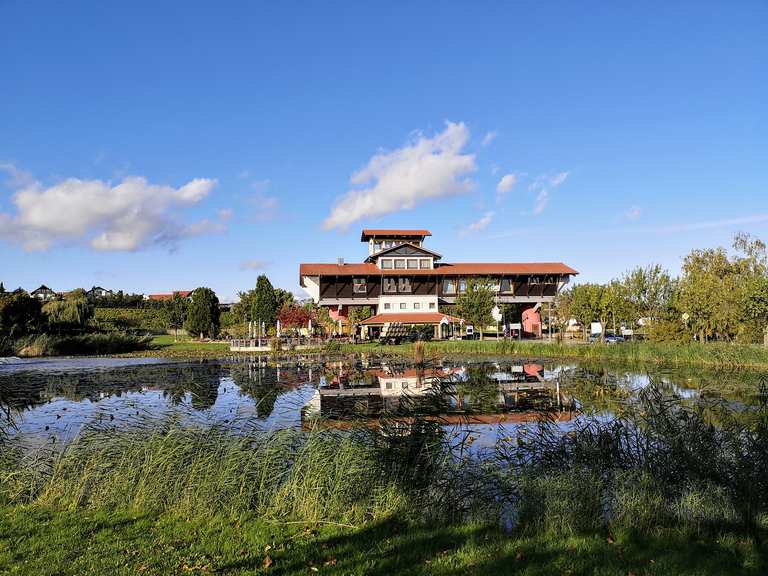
0, 355, 763, 449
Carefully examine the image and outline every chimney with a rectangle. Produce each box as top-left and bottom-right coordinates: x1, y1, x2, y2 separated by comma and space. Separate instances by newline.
337, 257, 344, 266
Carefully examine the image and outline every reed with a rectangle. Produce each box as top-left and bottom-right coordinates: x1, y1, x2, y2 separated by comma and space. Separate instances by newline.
2, 378, 767, 539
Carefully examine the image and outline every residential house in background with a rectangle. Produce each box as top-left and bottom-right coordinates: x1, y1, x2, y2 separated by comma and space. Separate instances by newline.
31, 285, 57, 301
299, 229, 578, 339
87, 286, 114, 299
145, 290, 194, 302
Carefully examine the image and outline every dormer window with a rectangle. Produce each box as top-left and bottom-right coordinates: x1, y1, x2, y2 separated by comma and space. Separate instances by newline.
419, 259, 431, 269
394, 259, 406, 269
380, 259, 393, 269
407, 259, 418, 269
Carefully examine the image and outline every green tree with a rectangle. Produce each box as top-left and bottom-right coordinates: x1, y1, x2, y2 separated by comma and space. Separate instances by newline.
621, 264, 676, 325
348, 305, 372, 336
454, 278, 495, 340
184, 288, 220, 339
252, 275, 277, 328
0, 291, 42, 338
273, 288, 294, 311
43, 289, 93, 333
167, 293, 188, 341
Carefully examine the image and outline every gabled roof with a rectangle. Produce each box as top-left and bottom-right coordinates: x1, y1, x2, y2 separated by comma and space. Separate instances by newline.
360, 229, 432, 241
299, 262, 578, 285
31, 285, 54, 293
364, 242, 443, 263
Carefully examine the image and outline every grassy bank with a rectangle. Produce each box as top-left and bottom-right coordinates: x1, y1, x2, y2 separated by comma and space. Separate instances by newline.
130, 335, 768, 370
1, 505, 763, 575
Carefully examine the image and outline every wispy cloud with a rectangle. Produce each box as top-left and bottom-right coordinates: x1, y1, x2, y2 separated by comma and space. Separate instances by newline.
0, 164, 222, 252
481, 131, 497, 147
528, 171, 569, 215
654, 214, 768, 234
624, 205, 642, 221
323, 121, 476, 230
460, 211, 495, 237
495, 173, 517, 203
240, 259, 270, 271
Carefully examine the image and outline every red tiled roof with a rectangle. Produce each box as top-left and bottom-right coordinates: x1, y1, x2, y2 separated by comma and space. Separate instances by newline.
300, 262, 578, 284
147, 290, 193, 301
361, 312, 463, 325
361, 229, 432, 240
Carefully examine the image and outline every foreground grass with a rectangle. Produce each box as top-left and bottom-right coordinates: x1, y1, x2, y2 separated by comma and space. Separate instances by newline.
128, 336, 768, 371
1, 506, 764, 575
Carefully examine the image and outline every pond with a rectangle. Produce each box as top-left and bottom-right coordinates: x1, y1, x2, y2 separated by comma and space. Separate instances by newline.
1, 354, 764, 453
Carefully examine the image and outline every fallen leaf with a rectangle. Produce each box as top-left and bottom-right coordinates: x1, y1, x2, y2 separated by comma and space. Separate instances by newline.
263, 555, 273, 569
324, 559, 337, 566
515, 552, 524, 561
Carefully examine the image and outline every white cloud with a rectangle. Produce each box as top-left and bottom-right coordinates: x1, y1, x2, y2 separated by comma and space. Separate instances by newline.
495, 173, 517, 203
248, 191, 280, 221
0, 165, 221, 251
624, 206, 642, 221
240, 259, 269, 271
323, 121, 476, 230
460, 211, 494, 237
528, 171, 569, 215
0, 163, 36, 188
481, 131, 497, 147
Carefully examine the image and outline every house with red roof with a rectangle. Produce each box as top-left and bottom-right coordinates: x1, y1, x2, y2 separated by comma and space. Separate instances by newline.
145, 290, 194, 302
299, 229, 577, 339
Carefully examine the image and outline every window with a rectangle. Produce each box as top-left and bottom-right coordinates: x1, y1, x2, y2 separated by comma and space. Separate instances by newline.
352, 278, 367, 294
380, 259, 392, 269
458, 278, 467, 293
384, 303, 391, 310
429, 302, 436, 310
383, 278, 397, 293
400, 302, 407, 309
402, 381, 409, 389
419, 259, 431, 269
374, 242, 382, 252
383, 240, 393, 249
413, 302, 421, 310
385, 381, 392, 390
443, 278, 456, 294
398, 277, 411, 293
407, 259, 418, 269
500, 277, 512, 293
394, 259, 406, 269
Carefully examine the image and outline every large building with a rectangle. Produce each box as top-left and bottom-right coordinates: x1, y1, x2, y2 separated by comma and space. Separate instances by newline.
299, 229, 577, 338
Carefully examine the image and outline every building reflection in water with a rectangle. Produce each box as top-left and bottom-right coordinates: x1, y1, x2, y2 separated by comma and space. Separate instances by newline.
302, 362, 578, 429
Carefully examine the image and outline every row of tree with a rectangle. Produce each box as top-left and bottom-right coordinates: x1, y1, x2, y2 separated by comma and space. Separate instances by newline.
555, 233, 768, 343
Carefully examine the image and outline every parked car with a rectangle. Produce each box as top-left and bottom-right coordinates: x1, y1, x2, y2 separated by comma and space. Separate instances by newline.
589, 332, 625, 344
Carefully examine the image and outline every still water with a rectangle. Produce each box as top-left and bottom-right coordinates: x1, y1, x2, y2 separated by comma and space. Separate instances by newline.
0, 354, 763, 451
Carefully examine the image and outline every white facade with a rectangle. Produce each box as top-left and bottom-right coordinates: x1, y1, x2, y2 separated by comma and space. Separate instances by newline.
377, 294, 438, 313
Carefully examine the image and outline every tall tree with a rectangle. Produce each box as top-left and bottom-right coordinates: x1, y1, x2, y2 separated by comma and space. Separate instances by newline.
252, 275, 278, 328
621, 264, 676, 324
454, 278, 495, 340
184, 288, 220, 339
43, 289, 93, 333
167, 293, 189, 341
273, 288, 295, 311
0, 290, 42, 338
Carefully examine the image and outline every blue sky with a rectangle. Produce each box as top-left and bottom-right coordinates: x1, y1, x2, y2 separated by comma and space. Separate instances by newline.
1, 1, 766, 301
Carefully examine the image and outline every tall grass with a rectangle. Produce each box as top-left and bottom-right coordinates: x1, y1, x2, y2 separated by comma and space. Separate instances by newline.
344, 340, 768, 370
13, 332, 152, 357
2, 378, 767, 539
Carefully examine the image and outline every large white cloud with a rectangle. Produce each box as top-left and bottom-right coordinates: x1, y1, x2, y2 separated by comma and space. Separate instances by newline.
323, 122, 476, 230
0, 165, 221, 251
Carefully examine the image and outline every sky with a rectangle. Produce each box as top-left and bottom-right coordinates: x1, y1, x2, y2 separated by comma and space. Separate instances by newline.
1, 1, 766, 302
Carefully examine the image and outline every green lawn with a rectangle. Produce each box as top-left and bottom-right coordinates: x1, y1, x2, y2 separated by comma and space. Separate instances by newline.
0, 506, 763, 575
